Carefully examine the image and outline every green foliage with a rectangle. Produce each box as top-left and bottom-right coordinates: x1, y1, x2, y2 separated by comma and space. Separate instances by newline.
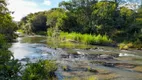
0, 12, 17, 41
117, 6, 142, 48
0, 59, 21, 80
46, 8, 78, 33
58, 0, 136, 37
118, 42, 142, 50
19, 12, 47, 34
59, 32, 112, 45
47, 26, 61, 48
17, 29, 24, 33
119, 7, 135, 27
0, 1, 21, 80
118, 43, 129, 50
47, 8, 67, 28
133, 39, 142, 49
47, 27, 54, 37
18, 0, 142, 48
0, 0, 17, 41
59, 0, 98, 33
22, 60, 57, 80
0, 34, 21, 80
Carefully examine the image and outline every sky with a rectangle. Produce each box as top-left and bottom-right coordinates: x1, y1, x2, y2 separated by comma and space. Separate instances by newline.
7, 0, 68, 21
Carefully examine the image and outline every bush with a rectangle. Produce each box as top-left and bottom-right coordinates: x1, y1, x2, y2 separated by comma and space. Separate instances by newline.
22, 60, 57, 80
118, 41, 142, 50
0, 34, 21, 80
118, 43, 129, 50
134, 39, 142, 49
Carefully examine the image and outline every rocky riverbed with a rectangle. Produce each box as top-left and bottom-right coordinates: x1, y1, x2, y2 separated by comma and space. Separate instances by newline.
10, 36, 142, 80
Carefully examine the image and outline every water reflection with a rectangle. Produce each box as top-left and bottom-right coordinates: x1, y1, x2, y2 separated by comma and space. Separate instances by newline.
9, 37, 56, 60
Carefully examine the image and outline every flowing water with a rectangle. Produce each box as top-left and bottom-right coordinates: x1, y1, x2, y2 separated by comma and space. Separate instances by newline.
9, 36, 142, 80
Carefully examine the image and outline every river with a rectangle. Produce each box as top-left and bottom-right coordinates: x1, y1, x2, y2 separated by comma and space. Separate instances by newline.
9, 36, 142, 80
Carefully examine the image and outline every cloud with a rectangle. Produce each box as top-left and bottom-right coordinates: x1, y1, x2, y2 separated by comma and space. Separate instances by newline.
7, 0, 47, 21
43, 0, 51, 6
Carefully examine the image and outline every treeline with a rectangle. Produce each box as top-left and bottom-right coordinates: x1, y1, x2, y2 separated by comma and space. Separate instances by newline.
19, 0, 142, 48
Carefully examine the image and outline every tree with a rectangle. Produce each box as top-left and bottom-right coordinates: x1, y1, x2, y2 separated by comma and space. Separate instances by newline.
31, 14, 47, 33
119, 7, 135, 27
0, 0, 17, 41
0, 1, 21, 80
92, 1, 118, 35
19, 12, 48, 34
59, 0, 98, 33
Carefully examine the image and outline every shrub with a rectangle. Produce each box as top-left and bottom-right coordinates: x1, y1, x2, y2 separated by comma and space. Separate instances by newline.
118, 43, 128, 50
0, 34, 21, 80
118, 41, 142, 50
134, 39, 142, 49
22, 60, 57, 80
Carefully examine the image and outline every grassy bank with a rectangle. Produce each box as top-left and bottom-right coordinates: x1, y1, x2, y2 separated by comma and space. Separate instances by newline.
59, 32, 112, 45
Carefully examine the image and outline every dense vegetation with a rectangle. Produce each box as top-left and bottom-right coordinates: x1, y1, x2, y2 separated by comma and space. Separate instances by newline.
59, 32, 112, 45
22, 60, 57, 80
0, 0, 21, 80
0, 1, 17, 41
0, 0, 57, 80
18, 12, 47, 34
18, 0, 142, 49
0, 34, 21, 80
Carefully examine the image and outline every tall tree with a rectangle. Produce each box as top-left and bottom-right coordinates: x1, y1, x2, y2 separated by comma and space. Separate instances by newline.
59, 0, 98, 33
0, 1, 21, 80
19, 12, 48, 34
0, 0, 17, 41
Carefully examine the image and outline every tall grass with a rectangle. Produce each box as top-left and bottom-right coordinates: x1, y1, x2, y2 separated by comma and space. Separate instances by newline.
59, 32, 112, 45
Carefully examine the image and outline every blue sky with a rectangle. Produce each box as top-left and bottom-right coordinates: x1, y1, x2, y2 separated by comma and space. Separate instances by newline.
7, 0, 68, 21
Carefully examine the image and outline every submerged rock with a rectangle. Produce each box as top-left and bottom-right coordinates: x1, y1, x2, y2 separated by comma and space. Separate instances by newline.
99, 54, 113, 59
110, 54, 119, 58
91, 47, 99, 50
72, 54, 80, 58
84, 48, 91, 50
103, 63, 115, 67
88, 68, 98, 73
61, 54, 69, 58
86, 54, 100, 60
